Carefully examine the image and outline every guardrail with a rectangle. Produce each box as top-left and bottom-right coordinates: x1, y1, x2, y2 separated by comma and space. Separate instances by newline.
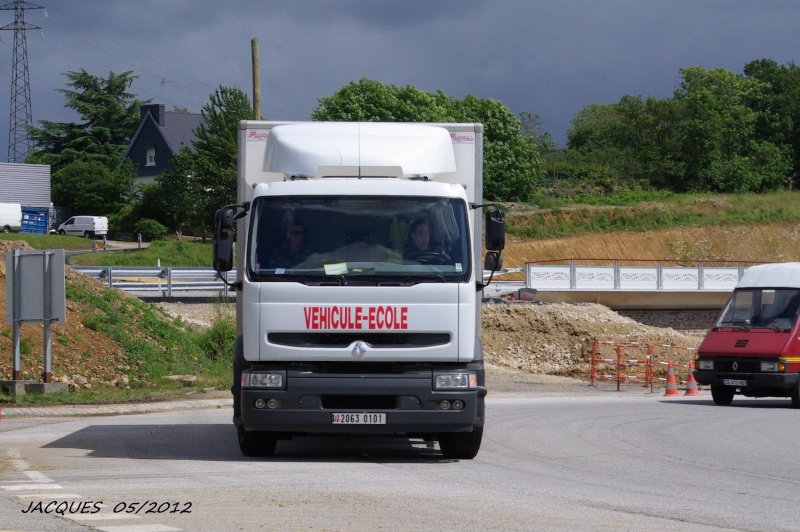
524, 258, 762, 291
71, 259, 763, 300
72, 266, 233, 298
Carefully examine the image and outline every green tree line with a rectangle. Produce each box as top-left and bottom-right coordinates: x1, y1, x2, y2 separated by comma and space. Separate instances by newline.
25, 58, 800, 237
563, 59, 800, 194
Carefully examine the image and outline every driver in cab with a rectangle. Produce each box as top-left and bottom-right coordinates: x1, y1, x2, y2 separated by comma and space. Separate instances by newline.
403, 217, 450, 263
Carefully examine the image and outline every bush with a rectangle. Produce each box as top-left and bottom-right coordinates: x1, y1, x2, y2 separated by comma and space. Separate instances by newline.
134, 219, 168, 241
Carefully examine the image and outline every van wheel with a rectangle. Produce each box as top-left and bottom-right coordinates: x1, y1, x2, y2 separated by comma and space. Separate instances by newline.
2, 226, 9, 233
791, 382, 800, 409
237, 426, 277, 457
83, 231, 90, 238
438, 427, 483, 459
711, 385, 735, 406
58, 230, 65, 235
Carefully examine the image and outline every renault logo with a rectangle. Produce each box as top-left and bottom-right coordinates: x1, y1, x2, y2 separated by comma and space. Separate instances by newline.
732, 361, 738, 371
351, 341, 367, 360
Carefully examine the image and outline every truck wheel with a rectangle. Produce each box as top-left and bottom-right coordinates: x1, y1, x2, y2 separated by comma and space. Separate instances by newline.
237, 426, 277, 457
711, 385, 735, 406
2, 226, 10, 233
438, 427, 483, 459
791, 382, 800, 409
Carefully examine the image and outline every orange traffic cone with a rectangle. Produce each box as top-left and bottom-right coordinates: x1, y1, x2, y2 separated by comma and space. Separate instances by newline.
684, 360, 699, 396
664, 361, 680, 396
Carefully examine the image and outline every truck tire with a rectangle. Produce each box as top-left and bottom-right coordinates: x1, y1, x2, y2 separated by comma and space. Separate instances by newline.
791, 382, 800, 409
711, 385, 735, 406
438, 427, 483, 459
237, 426, 277, 457
2, 226, 10, 233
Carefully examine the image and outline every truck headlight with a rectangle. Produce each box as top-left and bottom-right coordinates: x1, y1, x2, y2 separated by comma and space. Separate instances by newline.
760, 362, 781, 373
243, 371, 285, 388
434, 372, 477, 390
697, 360, 713, 371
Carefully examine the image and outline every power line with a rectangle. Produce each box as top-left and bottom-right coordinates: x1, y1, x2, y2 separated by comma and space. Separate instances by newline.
0, 0, 45, 162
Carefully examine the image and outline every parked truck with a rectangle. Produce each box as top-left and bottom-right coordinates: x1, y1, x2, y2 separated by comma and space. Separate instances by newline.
213, 121, 505, 458
694, 262, 800, 407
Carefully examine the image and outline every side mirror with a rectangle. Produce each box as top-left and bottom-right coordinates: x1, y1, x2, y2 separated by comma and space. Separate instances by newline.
215, 207, 235, 230
484, 251, 503, 272
485, 209, 505, 251
213, 230, 235, 272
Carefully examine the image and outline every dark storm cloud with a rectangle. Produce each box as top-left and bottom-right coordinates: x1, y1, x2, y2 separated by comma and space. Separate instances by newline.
1, 0, 800, 162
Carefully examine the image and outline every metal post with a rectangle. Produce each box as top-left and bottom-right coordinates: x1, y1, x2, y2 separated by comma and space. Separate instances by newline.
698, 260, 705, 290
656, 261, 663, 290
42, 251, 52, 383
11, 250, 21, 380
569, 259, 577, 289
167, 268, 173, 298
613, 260, 621, 290
107, 266, 113, 288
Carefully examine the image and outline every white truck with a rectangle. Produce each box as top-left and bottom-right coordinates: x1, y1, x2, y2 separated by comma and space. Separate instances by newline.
213, 121, 505, 458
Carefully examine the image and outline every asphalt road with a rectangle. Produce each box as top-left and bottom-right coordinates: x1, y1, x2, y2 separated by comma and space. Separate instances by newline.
2, 392, 799, 531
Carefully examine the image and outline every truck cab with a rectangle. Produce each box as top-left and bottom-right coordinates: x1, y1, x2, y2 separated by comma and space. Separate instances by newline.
214, 122, 504, 458
694, 262, 800, 407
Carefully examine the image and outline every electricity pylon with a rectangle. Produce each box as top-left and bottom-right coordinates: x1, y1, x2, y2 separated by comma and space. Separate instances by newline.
0, 1, 45, 163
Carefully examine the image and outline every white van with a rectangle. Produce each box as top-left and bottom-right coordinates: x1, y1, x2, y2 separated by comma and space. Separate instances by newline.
0, 202, 22, 233
57, 216, 109, 238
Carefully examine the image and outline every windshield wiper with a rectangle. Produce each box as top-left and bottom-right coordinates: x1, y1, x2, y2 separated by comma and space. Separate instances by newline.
713, 323, 751, 331
255, 273, 345, 285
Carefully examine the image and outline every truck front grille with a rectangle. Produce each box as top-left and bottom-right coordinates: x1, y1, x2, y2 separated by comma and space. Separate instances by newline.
268, 332, 450, 348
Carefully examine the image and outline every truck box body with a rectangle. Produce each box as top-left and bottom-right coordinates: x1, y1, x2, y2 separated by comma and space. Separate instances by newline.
225, 121, 490, 457
694, 262, 800, 407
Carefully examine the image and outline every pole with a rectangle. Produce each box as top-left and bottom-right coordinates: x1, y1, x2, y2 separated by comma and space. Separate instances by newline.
11, 249, 21, 380
251, 38, 261, 120
42, 250, 52, 382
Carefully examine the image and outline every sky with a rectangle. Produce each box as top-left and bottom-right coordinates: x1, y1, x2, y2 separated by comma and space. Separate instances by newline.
1, 0, 800, 163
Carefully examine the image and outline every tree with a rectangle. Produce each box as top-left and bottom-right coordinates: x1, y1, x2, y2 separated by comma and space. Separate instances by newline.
672, 67, 791, 192
313, 78, 544, 202
744, 59, 800, 178
153, 86, 252, 235
51, 159, 135, 215
27, 69, 148, 173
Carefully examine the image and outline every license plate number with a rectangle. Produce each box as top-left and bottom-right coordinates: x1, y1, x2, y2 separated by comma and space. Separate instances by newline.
332, 413, 386, 425
722, 379, 747, 387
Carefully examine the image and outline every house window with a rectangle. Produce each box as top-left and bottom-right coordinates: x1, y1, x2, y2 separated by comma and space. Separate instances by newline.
146, 148, 156, 166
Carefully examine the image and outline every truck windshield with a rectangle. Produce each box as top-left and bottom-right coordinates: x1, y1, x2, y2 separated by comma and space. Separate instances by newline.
716, 288, 800, 330
247, 195, 471, 283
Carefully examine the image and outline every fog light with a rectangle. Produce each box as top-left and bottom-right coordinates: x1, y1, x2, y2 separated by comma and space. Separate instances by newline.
267, 399, 280, 409
254, 398, 266, 409
439, 400, 451, 410
452, 400, 464, 410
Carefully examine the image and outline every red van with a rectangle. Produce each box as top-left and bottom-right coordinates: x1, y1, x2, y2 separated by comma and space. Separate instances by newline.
694, 263, 800, 407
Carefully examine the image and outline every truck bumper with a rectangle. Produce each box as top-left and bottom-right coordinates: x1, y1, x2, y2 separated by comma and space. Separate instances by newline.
239, 372, 486, 436
693, 370, 800, 392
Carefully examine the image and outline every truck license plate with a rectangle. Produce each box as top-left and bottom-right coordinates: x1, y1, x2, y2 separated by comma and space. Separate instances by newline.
332, 413, 386, 425
722, 379, 747, 387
